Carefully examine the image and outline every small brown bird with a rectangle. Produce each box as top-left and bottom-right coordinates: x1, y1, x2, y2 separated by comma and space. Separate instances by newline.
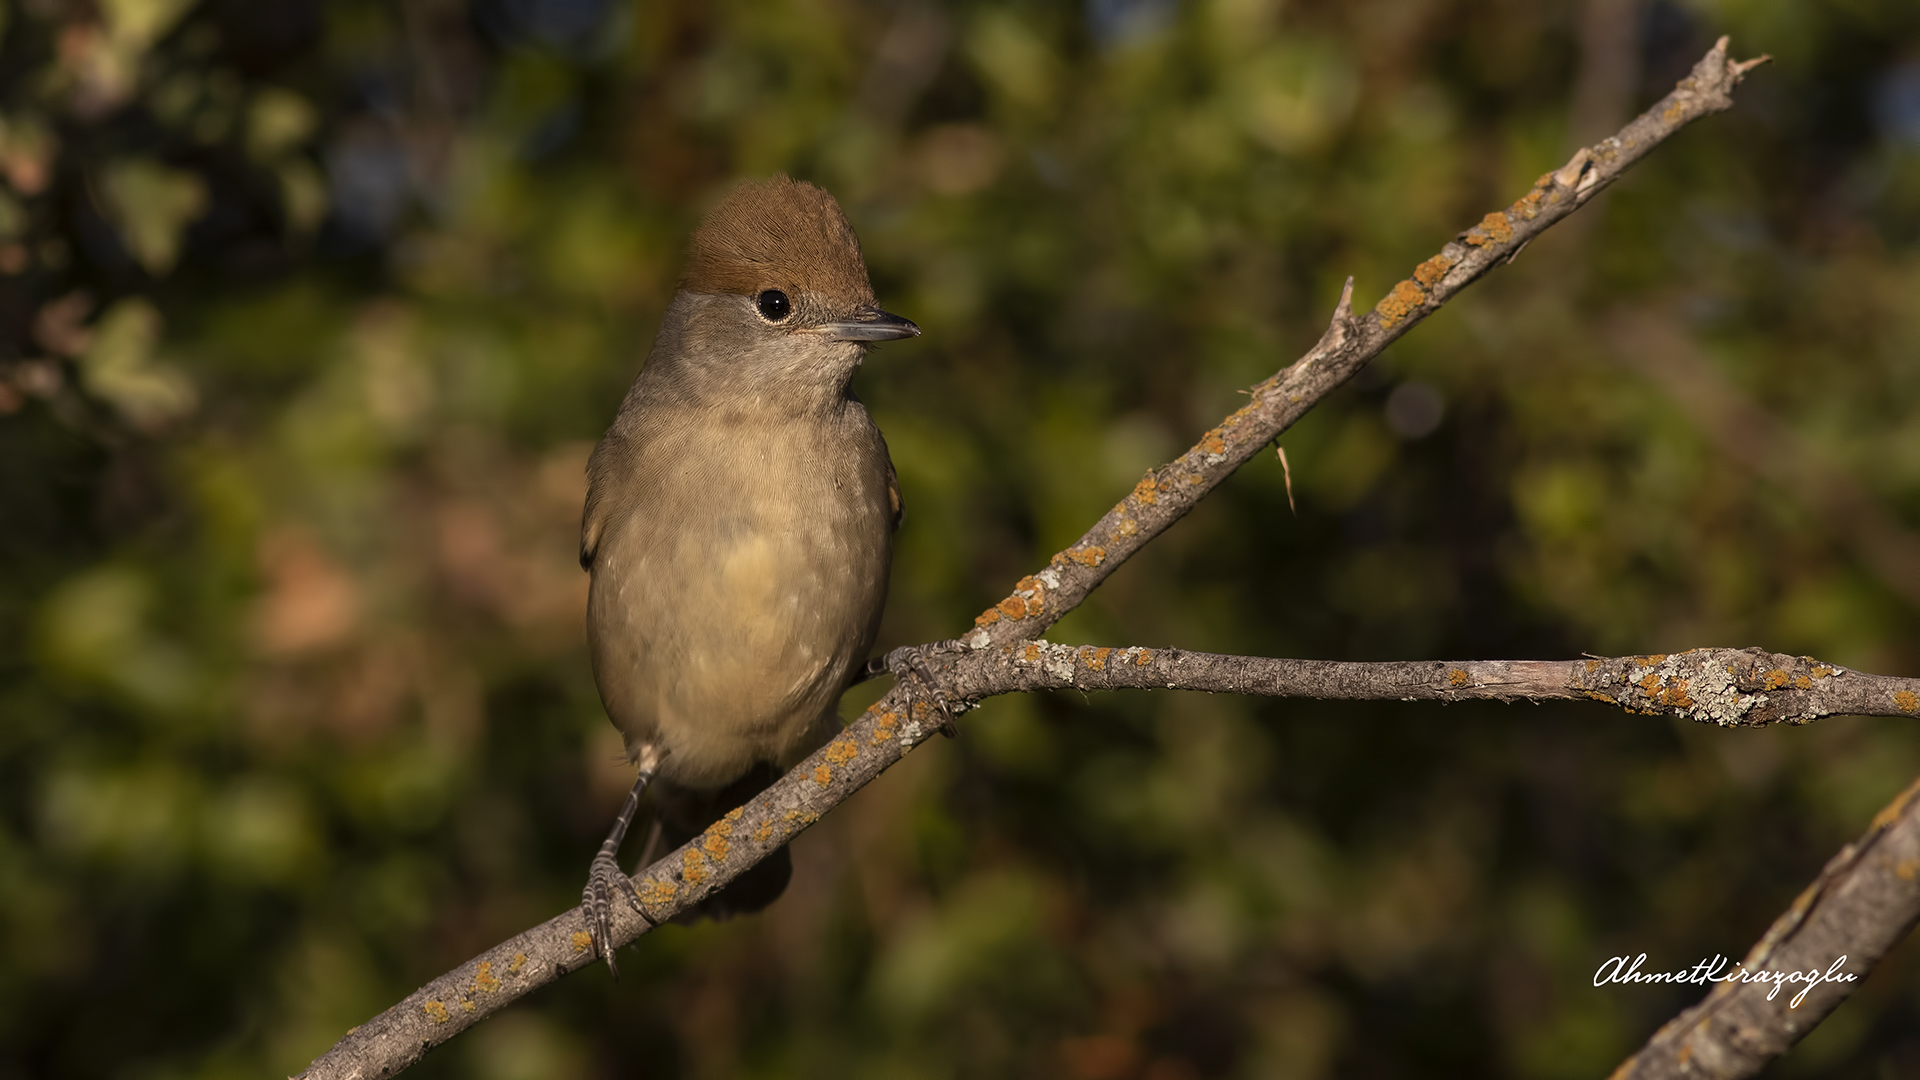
578, 175, 918, 972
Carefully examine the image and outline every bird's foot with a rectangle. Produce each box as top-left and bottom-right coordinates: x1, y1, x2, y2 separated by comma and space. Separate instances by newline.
882, 640, 964, 738
583, 848, 645, 978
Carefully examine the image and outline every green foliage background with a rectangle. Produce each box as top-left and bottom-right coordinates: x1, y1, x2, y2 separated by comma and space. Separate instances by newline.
5, 0, 1920, 1076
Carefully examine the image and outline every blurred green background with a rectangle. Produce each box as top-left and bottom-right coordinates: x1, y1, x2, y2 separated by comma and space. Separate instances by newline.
5, 0, 1920, 1076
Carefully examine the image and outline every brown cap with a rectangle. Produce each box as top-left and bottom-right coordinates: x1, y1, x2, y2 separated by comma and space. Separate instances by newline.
680, 175, 876, 306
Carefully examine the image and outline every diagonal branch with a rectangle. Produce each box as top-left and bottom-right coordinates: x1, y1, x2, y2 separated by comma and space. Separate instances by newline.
295, 38, 1773, 1080
961, 37, 1772, 652
1608, 772, 1920, 1079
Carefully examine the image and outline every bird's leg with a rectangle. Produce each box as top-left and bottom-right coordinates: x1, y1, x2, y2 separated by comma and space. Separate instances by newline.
879, 641, 964, 738
583, 746, 663, 978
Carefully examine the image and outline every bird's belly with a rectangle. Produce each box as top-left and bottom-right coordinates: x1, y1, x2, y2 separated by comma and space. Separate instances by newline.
587, 471, 890, 789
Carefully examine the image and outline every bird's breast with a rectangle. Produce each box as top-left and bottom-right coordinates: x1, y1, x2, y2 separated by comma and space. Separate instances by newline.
585, 405, 894, 787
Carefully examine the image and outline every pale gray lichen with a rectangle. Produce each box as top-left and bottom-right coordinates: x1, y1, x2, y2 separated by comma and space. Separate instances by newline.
1042, 644, 1077, 685
1015, 640, 1081, 686
1661, 654, 1767, 727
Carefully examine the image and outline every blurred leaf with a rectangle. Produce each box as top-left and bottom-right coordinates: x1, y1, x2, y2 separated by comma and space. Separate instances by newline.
248, 88, 319, 163
37, 564, 197, 710
0, 113, 56, 196
76, 297, 196, 428
277, 159, 330, 236
97, 157, 208, 275
99, 0, 196, 48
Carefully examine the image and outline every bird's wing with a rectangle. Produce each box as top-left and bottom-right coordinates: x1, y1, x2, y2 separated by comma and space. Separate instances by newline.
886, 459, 904, 531
579, 434, 624, 570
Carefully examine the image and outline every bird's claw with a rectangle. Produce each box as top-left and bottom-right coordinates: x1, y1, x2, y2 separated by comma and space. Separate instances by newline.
583, 848, 644, 978
884, 640, 962, 738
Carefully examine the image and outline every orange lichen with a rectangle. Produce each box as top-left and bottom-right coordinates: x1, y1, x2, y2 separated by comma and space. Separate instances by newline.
1448, 669, 1470, 688
1479, 211, 1513, 244
424, 1001, 451, 1023
1792, 674, 1812, 690
753, 821, 775, 843
462, 1001, 475, 1014
1897, 859, 1920, 881
474, 961, 501, 994
508, 952, 527, 974
1635, 654, 1667, 667
1895, 691, 1920, 714
639, 879, 678, 905
1015, 575, 1047, 616
1659, 680, 1693, 709
826, 739, 858, 765
1085, 648, 1111, 671
1133, 476, 1160, 505
1413, 253, 1456, 288
1200, 430, 1226, 456
1764, 669, 1789, 691
1637, 673, 1661, 695
872, 711, 900, 745
1117, 517, 1139, 537
570, 931, 592, 953
1134, 649, 1153, 666
997, 596, 1028, 620
1374, 280, 1425, 328
974, 607, 1002, 626
1071, 546, 1106, 566
1024, 644, 1042, 663
1584, 659, 1601, 673
1511, 190, 1544, 220
811, 765, 833, 787
681, 849, 709, 885
1585, 691, 1614, 703
702, 832, 730, 859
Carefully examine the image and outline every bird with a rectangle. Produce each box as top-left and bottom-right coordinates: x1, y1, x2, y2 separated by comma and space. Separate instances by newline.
577, 175, 918, 973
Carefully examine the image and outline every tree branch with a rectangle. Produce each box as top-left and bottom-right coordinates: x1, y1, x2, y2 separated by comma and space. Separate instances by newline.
1608, 772, 1920, 1079
295, 38, 1773, 1080
959, 37, 1772, 653
936, 645, 1920, 726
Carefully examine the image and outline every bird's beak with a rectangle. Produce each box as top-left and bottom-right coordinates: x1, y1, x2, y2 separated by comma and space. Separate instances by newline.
817, 306, 921, 342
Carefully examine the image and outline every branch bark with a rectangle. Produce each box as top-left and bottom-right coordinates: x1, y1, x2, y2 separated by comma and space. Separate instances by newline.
936, 645, 1920, 727
1608, 773, 1920, 1079
295, 38, 1775, 1080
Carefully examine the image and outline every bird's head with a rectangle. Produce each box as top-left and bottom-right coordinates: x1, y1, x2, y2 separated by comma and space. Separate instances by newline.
665, 175, 918, 400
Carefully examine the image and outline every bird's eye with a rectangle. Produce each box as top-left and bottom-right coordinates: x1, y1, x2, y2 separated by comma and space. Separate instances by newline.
756, 289, 791, 321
